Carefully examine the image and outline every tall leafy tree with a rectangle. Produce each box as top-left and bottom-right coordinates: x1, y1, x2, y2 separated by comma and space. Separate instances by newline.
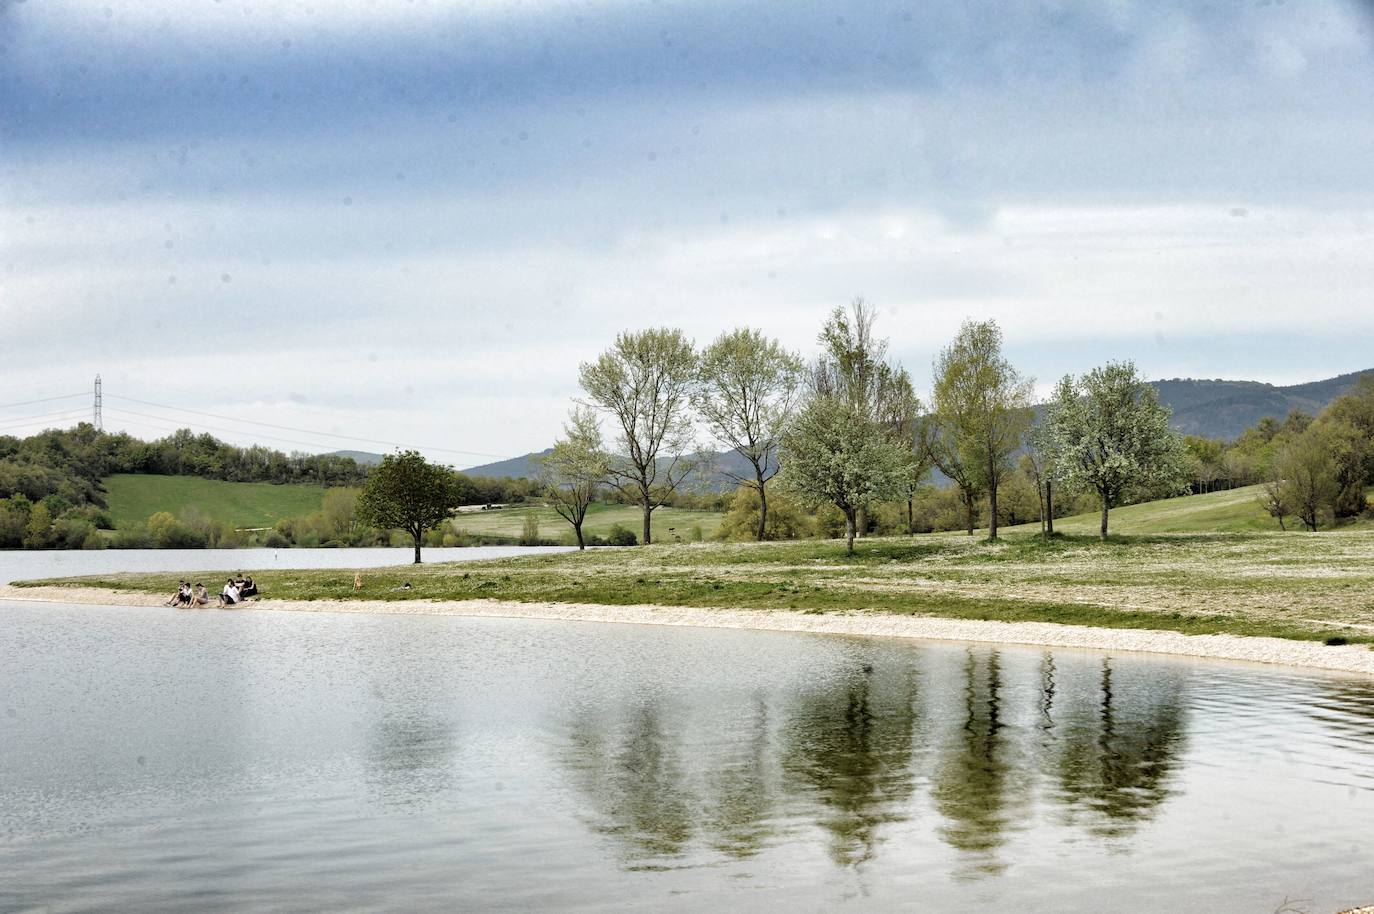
928, 320, 1033, 541
779, 395, 908, 554
1047, 362, 1189, 539
579, 328, 698, 546
356, 450, 464, 563
1277, 426, 1340, 531
693, 328, 806, 540
537, 406, 610, 550
781, 301, 920, 552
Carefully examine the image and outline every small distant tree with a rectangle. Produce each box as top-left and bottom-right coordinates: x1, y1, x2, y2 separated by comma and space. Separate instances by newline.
1277, 428, 1339, 532
693, 327, 806, 540
780, 395, 909, 554
537, 406, 609, 550
579, 328, 698, 545
928, 320, 1033, 541
1047, 362, 1190, 539
357, 450, 464, 563
1022, 420, 1058, 537
1259, 469, 1291, 531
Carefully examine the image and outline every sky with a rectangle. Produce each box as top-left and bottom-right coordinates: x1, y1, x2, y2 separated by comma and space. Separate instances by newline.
2, 0, 1373, 467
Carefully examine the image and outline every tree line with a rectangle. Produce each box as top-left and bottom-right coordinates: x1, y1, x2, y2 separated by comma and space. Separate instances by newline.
541, 301, 1199, 553
0, 424, 539, 550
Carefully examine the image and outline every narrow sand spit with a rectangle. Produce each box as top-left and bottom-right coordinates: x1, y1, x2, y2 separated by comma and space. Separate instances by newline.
4, 584, 1373, 677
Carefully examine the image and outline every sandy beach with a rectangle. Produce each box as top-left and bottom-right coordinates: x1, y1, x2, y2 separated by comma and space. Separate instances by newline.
5, 583, 1374, 677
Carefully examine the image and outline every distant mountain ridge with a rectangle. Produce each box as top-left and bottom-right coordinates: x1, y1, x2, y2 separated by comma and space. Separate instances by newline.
456, 368, 1374, 484
1155, 368, 1372, 439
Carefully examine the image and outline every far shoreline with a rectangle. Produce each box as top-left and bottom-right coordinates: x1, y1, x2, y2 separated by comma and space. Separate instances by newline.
4, 584, 1373, 678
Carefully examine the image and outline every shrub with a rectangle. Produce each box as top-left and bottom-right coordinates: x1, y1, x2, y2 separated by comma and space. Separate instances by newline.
262, 530, 291, 549
606, 523, 638, 546
520, 513, 541, 546
1324, 636, 1350, 646
112, 522, 155, 549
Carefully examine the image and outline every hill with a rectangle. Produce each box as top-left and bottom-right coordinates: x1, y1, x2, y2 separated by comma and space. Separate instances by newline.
1152, 369, 1371, 439
103, 474, 332, 530
323, 450, 385, 467
456, 370, 1374, 484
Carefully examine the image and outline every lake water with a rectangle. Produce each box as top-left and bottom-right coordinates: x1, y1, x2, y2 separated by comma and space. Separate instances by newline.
2, 551, 1372, 912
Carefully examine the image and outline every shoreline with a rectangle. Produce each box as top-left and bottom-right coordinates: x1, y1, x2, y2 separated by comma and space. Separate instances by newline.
5, 584, 1374, 676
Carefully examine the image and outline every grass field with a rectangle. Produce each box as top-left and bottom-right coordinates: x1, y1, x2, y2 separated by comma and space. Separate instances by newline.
451, 502, 723, 542
29, 530, 1374, 645
1005, 483, 1374, 536
103, 474, 332, 529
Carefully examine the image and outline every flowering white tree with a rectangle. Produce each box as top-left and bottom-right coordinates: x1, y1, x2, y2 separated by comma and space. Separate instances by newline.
1047, 361, 1189, 539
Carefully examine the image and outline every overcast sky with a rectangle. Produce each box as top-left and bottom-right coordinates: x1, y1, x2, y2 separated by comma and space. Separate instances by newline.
3, 0, 1373, 466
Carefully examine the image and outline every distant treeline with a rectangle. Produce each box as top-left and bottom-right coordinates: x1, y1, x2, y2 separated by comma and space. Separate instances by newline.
0, 424, 540, 549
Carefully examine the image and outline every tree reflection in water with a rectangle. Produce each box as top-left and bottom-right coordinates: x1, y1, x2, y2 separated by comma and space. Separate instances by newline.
1051, 658, 1187, 838
781, 661, 921, 868
365, 709, 458, 809
930, 650, 1028, 877
702, 697, 778, 860
561, 701, 697, 869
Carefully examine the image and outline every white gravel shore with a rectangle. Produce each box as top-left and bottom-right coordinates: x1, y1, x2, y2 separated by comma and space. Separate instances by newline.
4, 584, 1374, 676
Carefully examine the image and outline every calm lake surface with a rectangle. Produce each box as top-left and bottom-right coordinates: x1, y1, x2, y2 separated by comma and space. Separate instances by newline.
2, 551, 1372, 912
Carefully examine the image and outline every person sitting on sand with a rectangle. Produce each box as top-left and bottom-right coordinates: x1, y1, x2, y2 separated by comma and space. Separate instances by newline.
165, 581, 191, 607
193, 583, 209, 606
218, 578, 240, 608
238, 575, 258, 599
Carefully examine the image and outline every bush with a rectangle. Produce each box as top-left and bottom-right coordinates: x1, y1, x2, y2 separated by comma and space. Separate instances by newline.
606, 523, 638, 546
1324, 636, 1350, 646
262, 530, 291, 549
112, 522, 155, 549
519, 513, 541, 546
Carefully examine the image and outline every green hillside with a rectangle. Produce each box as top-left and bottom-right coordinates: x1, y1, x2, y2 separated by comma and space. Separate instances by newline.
1006, 483, 1374, 536
451, 502, 723, 542
103, 474, 332, 530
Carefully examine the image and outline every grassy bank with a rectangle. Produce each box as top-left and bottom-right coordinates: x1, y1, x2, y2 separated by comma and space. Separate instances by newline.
1005, 483, 1374, 536
450, 502, 723, 542
19, 530, 1374, 646
103, 474, 332, 530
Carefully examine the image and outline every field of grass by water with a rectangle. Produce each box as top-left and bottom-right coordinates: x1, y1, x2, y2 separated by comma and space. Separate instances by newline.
27, 530, 1374, 646
103, 474, 332, 530
1006, 483, 1374, 536
451, 502, 723, 542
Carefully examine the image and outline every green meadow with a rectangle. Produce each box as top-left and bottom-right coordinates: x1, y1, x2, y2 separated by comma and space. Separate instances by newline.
102, 474, 332, 530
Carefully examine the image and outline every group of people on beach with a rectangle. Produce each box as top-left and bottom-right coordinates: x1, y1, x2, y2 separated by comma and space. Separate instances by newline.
164, 575, 258, 608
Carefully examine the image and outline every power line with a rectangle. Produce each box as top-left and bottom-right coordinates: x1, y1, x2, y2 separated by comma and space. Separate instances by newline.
105, 393, 515, 460
0, 392, 87, 411
103, 407, 392, 455
0, 409, 95, 432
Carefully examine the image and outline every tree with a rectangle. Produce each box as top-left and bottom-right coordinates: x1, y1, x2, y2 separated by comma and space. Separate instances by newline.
537, 406, 610, 550
579, 328, 698, 546
1277, 427, 1339, 532
356, 450, 464, 563
1022, 419, 1058, 537
1047, 362, 1189, 539
1259, 467, 1291, 531
810, 300, 925, 538
779, 395, 910, 554
694, 328, 806, 540
928, 320, 1033, 541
